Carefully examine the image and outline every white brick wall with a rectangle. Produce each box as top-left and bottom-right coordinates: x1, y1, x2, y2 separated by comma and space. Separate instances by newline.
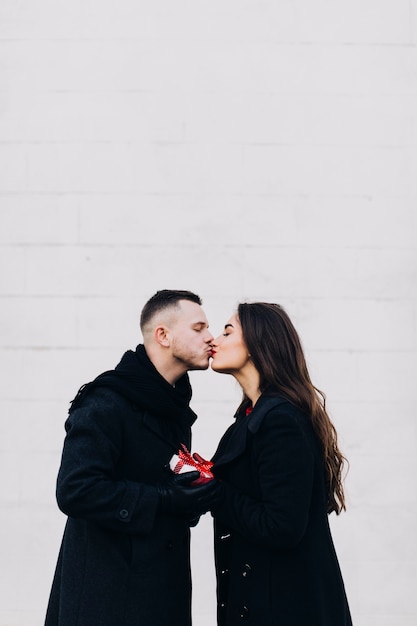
1, 1, 416, 624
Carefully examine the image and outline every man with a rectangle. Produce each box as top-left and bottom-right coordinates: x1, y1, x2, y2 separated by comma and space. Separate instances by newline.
45, 290, 219, 626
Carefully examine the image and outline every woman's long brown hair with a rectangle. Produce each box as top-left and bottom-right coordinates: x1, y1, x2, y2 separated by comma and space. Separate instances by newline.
238, 302, 347, 515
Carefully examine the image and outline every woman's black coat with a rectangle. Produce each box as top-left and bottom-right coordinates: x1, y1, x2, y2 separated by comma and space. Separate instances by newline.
45, 345, 197, 626
211, 394, 352, 626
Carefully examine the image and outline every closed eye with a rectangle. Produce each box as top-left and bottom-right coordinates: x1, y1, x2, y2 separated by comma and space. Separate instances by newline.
193, 324, 207, 332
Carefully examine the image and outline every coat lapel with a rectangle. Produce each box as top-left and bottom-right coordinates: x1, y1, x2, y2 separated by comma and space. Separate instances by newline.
142, 412, 182, 454
212, 395, 288, 468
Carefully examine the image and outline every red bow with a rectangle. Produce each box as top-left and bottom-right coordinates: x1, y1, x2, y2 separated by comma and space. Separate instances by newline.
170, 444, 214, 482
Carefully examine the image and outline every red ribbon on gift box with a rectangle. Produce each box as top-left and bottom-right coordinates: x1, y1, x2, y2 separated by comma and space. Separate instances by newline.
172, 443, 214, 479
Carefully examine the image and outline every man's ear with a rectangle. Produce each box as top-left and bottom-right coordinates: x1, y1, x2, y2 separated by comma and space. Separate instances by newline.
154, 325, 170, 347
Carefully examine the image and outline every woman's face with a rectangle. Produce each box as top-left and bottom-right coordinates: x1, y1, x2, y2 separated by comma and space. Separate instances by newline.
210, 313, 251, 374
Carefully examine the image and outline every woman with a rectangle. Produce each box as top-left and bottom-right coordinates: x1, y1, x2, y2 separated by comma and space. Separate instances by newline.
210, 302, 352, 626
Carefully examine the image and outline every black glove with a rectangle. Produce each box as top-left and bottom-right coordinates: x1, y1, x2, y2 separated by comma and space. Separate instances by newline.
157, 471, 222, 516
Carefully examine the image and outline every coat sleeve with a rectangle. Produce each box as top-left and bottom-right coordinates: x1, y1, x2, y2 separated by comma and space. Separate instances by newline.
212, 408, 317, 550
55, 392, 160, 536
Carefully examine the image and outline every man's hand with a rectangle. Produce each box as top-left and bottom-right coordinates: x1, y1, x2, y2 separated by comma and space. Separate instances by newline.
157, 471, 222, 515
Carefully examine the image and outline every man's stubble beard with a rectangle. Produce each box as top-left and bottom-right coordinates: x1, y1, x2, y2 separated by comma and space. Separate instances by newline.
172, 348, 210, 372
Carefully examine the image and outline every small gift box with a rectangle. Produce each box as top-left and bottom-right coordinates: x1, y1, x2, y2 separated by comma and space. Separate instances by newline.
169, 444, 214, 484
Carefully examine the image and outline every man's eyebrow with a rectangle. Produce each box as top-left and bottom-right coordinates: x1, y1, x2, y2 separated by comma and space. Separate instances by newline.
193, 321, 208, 327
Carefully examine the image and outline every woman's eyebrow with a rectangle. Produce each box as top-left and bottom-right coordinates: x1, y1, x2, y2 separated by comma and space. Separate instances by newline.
224, 323, 234, 329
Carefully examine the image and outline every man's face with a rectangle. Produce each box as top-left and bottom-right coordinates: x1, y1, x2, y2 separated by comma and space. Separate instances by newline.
168, 300, 214, 371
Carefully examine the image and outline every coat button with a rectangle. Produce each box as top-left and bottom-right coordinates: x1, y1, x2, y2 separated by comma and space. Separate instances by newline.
242, 563, 252, 577
119, 509, 129, 519
220, 532, 231, 541
167, 541, 174, 549
239, 605, 249, 619
220, 569, 229, 576
220, 602, 227, 610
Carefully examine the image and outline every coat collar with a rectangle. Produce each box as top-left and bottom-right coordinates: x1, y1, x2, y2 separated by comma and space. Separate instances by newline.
212, 394, 288, 468
69, 344, 197, 428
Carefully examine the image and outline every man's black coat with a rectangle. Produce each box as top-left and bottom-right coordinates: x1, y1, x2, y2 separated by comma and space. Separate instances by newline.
45, 345, 197, 626
211, 394, 352, 626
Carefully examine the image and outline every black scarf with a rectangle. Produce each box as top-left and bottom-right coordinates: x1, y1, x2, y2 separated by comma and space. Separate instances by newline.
69, 344, 197, 427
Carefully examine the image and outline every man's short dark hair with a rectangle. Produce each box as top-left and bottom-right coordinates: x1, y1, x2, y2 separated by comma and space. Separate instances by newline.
140, 289, 202, 332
